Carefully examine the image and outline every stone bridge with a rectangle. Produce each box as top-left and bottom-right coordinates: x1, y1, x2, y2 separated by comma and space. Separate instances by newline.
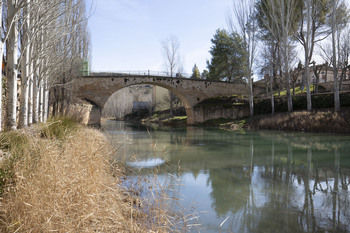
73, 73, 262, 125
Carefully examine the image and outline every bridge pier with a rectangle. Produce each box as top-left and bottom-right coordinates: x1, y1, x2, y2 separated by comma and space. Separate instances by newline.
185, 106, 195, 125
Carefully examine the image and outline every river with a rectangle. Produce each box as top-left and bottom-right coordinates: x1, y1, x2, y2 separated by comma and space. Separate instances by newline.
102, 120, 350, 233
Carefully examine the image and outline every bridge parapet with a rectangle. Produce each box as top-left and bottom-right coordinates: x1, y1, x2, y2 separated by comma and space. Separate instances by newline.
87, 70, 191, 78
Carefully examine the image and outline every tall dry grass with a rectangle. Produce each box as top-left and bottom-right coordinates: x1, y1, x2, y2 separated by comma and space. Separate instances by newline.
125, 171, 199, 232
0, 126, 142, 232
0, 118, 196, 232
245, 110, 350, 133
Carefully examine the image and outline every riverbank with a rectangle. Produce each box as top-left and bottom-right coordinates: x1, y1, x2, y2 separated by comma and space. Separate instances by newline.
221, 109, 350, 133
139, 108, 350, 133
0, 117, 188, 232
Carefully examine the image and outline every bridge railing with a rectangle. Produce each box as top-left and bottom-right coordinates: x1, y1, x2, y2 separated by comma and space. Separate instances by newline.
87, 70, 191, 78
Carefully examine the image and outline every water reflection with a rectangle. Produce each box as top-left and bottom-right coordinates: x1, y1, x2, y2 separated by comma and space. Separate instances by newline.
102, 120, 350, 233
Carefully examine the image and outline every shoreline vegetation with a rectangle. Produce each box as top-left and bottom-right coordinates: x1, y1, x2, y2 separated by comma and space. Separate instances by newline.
134, 92, 350, 133
0, 117, 194, 232
232, 109, 350, 133
130, 108, 350, 133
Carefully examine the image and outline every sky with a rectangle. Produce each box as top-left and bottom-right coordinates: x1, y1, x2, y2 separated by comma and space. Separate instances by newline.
86, 0, 231, 75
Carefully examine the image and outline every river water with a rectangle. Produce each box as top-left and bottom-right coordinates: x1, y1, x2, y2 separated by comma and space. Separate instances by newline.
102, 120, 350, 233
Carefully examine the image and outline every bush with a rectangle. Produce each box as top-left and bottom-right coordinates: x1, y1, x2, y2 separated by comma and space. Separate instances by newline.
40, 116, 79, 139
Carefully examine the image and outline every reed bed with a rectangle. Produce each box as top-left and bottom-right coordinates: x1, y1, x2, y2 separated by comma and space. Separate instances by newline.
0, 117, 194, 232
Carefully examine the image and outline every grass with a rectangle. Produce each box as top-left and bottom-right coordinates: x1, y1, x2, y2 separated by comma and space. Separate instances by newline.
275, 85, 315, 96
40, 116, 79, 139
0, 116, 193, 232
162, 116, 187, 126
0, 131, 30, 196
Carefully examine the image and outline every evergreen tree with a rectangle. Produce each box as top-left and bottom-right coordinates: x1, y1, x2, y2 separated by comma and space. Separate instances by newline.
190, 64, 201, 79
207, 29, 247, 82
201, 69, 209, 79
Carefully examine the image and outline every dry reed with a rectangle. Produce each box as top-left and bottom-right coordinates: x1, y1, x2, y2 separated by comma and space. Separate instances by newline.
1, 125, 144, 232
0, 118, 196, 232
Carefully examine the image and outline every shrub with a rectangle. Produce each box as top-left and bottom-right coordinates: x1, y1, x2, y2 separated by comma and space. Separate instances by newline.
40, 116, 79, 139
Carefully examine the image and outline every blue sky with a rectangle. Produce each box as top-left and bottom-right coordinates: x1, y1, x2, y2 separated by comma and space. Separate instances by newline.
86, 0, 231, 74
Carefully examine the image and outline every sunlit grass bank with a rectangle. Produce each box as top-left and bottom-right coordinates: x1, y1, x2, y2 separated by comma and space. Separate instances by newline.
0, 117, 192, 232
274, 85, 315, 96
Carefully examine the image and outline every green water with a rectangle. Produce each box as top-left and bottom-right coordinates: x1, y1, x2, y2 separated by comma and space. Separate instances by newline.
102, 120, 350, 233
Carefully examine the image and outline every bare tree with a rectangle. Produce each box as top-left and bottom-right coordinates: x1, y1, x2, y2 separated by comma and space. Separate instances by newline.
295, 0, 332, 111
18, 0, 31, 128
161, 34, 182, 117
260, 0, 301, 112
303, 0, 312, 111
162, 34, 181, 77
6, 0, 19, 130
227, 0, 257, 117
1, 0, 91, 129
332, 0, 340, 111
260, 41, 276, 114
0, 1, 3, 131
338, 28, 350, 91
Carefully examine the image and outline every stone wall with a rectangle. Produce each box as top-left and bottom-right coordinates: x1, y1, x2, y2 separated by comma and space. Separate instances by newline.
193, 105, 249, 123
66, 101, 101, 126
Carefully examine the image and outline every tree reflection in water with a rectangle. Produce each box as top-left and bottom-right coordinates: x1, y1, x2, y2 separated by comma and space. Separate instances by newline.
205, 134, 350, 233
102, 121, 350, 233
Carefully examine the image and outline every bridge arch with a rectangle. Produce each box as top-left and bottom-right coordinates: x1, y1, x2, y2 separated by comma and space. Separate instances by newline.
103, 82, 195, 124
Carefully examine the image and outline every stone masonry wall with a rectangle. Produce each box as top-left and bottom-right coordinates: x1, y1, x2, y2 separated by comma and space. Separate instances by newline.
193, 106, 250, 123
66, 101, 101, 126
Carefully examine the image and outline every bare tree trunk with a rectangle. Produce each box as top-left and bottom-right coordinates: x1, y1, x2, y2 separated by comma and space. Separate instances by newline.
229, 0, 256, 117
305, 0, 312, 111
313, 63, 319, 93
339, 65, 348, 91
270, 72, 275, 114
332, 0, 340, 112
19, 0, 31, 128
281, 0, 293, 113
39, 79, 44, 122
27, 4, 35, 125
170, 92, 174, 117
161, 35, 182, 118
248, 78, 254, 117
28, 61, 33, 125
43, 78, 49, 122
0, 2, 3, 131
6, 0, 19, 130
271, 43, 276, 114
286, 74, 293, 112
33, 63, 39, 123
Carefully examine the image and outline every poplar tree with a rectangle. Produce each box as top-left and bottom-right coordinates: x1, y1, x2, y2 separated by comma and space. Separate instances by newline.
228, 0, 257, 117
0, 0, 90, 130
161, 34, 182, 117
257, 0, 301, 112
295, 0, 332, 111
6, 0, 19, 130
